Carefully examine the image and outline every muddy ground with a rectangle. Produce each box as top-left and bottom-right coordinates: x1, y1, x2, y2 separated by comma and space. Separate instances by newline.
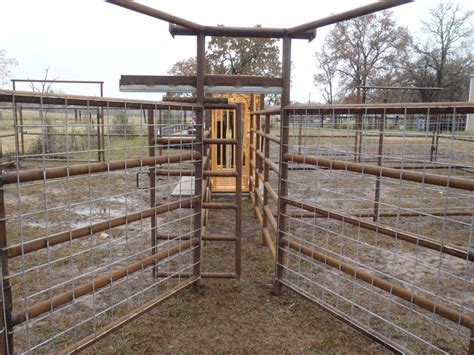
84, 199, 389, 354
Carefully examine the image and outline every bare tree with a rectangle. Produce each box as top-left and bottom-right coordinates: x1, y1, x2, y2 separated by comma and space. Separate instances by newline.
29, 66, 58, 93
0, 49, 18, 88
314, 45, 338, 104
403, 1, 473, 101
315, 11, 410, 103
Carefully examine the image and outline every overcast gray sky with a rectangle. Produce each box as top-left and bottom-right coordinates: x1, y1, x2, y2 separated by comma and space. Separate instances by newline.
1, 0, 472, 102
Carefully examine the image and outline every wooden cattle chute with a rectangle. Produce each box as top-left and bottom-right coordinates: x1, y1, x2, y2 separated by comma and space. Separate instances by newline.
250, 102, 474, 353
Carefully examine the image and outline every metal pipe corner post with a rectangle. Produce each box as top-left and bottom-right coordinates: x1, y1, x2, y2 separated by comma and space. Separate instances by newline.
235, 103, 243, 279
193, 33, 206, 292
274, 35, 292, 295
0, 184, 13, 355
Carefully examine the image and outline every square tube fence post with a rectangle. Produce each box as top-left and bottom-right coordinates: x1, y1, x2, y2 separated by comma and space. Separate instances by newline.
274, 35, 292, 295
372, 109, 385, 222
255, 114, 261, 194
18, 107, 24, 157
235, 103, 242, 278
147, 108, 157, 278
262, 113, 271, 246
0, 188, 13, 355
193, 33, 206, 291
249, 113, 254, 195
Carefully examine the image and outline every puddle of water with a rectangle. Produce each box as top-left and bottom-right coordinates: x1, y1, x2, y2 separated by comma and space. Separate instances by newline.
23, 220, 91, 230
74, 206, 123, 218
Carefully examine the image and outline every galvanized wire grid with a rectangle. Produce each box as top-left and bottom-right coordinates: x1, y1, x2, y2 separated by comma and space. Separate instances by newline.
0, 96, 201, 353
279, 107, 473, 353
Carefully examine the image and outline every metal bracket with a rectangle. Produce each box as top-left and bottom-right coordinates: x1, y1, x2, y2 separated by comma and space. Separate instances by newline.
136, 171, 150, 190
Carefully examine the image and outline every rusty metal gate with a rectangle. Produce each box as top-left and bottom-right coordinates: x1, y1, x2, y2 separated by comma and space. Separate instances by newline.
0, 90, 204, 353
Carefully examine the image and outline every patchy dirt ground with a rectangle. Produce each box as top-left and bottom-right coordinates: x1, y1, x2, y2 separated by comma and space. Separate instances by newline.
84, 199, 389, 354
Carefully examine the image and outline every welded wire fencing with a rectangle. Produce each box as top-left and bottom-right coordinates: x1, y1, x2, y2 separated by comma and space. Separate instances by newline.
0, 90, 203, 353
251, 102, 474, 353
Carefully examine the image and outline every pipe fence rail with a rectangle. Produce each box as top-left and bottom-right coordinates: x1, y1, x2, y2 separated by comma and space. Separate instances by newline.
0, 90, 204, 353
250, 102, 474, 353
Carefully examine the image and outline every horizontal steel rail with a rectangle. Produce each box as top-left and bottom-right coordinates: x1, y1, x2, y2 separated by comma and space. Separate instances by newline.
120, 75, 282, 91
12, 238, 199, 326
285, 102, 474, 115
0, 90, 201, 110
250, 107, 280, 115
203, 170, 238, 177
202, 202, 238, 210
251, 129, 281, 144
281, 237, 472, 329
282, 197, 472, 261
169, 24, 316, 40
7, 196, 199, 258
283, 153, 474, 191
61, 276, 199, 354
1, 152, 200, 185
288, 1, 412, 34
284, 210, 472, 219
105, 0, 203, 31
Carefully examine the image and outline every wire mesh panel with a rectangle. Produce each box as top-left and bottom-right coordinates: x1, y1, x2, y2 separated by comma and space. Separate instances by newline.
276, 103, 474, 353
0, 91, 203, 353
